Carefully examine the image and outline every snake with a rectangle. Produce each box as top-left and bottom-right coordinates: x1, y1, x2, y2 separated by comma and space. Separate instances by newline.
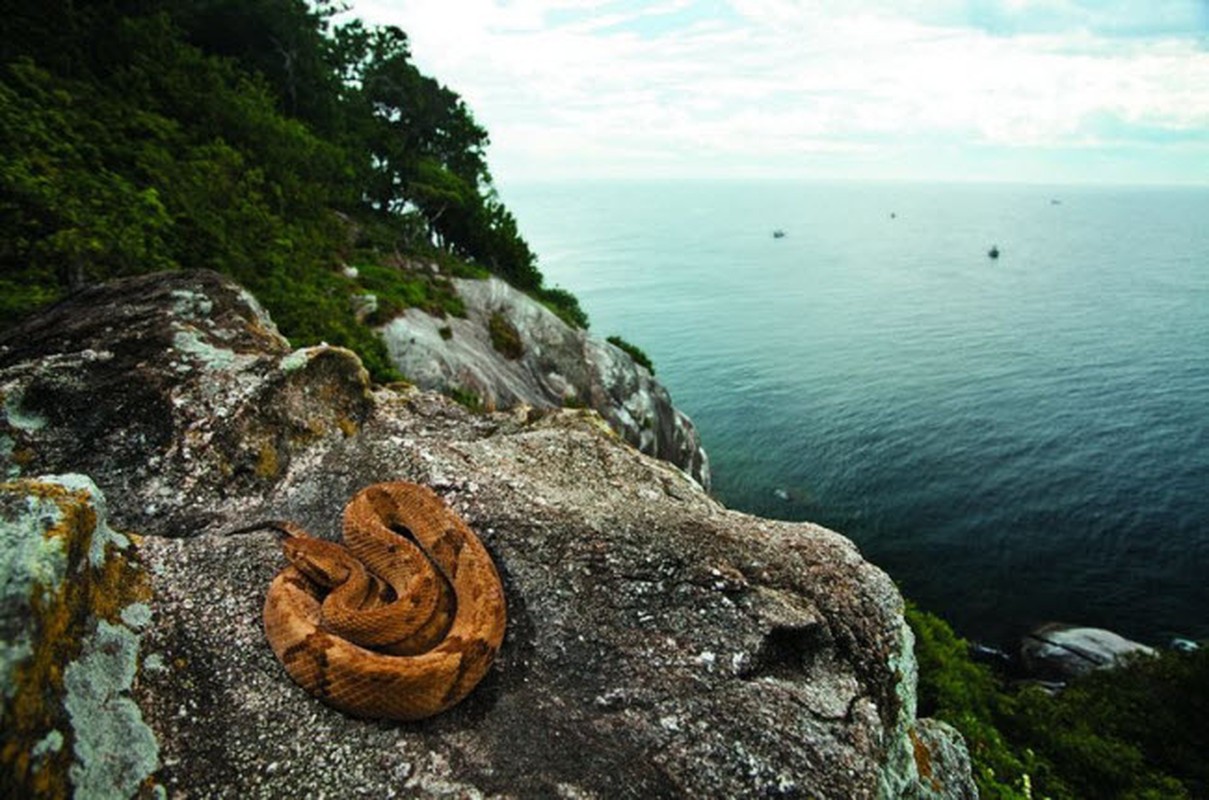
245, 482, 506, 721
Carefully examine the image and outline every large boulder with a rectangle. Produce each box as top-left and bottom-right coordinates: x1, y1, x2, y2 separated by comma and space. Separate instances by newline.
381, 275, 710, 488
1021, 623, 1156, 681
0, 270, 973, 798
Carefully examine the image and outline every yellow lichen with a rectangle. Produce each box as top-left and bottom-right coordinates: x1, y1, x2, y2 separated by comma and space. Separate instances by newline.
908, 726, 941, 791
255, 441, 280, 480
336, 416, 359, 437
0, 481, 151, 800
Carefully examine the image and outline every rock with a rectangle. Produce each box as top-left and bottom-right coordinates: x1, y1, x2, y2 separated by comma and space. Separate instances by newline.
0, 270, 973, 798
906, 719, 978, 800
380, 276, 710, 488
1021, 623, 1157, 681
0, 475, 158, 799
0, 270, 374, 536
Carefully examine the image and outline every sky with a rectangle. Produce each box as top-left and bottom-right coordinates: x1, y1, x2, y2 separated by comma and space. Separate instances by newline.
343, 1, 1209, 186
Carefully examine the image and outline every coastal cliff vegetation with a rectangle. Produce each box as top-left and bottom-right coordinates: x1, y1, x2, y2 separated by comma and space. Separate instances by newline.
0, 0, 586, 382
909, 606, 1208, 799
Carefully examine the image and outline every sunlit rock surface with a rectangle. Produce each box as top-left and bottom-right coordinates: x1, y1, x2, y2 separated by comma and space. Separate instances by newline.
381, 276, 710, 488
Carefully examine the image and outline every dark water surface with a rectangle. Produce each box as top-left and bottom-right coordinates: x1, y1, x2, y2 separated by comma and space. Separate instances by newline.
505, 180, 1209, 646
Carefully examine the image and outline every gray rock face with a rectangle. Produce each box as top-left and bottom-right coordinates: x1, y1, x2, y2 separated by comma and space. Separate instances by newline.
0, 270, 973, 799
381, 276, 710, 488
1021, 623, 1156, 681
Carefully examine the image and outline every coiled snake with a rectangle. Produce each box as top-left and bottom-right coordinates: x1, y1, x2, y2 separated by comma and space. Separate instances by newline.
245, 482, 506, 721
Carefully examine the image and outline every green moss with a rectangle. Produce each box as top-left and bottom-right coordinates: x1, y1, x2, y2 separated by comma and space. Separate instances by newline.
446, 386, 484, 413
487, 311, 524, 360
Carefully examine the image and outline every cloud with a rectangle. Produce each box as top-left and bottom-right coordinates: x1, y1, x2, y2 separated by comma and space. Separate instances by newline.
342, 1, 1209, 183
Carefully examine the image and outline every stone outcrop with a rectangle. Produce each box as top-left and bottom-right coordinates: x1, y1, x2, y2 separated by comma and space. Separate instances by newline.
380, 275, 710, 488
1021, 623, 1157, 682
0, 475, 157, 799
0, 270, 973, 798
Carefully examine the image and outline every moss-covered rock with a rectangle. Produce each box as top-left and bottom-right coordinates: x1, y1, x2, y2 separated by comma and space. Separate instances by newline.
0, 475, 157, 799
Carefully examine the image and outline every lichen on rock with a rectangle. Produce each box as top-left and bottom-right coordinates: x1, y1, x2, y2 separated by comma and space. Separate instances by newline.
64, 621, 159, 800
0, 475, 157, 800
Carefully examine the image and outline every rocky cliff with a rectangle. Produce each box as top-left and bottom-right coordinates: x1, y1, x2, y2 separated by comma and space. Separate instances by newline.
379, 273, 710, 488
0, 270, 974, 799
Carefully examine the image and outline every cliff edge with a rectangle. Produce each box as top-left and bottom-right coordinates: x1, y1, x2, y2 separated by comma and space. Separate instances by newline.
380, 272, 710, 488
0, 270, 973, 798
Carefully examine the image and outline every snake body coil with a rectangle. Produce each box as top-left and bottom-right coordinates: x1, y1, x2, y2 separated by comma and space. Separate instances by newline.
260, 482, 506, 721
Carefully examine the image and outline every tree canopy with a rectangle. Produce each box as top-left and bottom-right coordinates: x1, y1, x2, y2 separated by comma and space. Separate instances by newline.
1, 0, 585, 378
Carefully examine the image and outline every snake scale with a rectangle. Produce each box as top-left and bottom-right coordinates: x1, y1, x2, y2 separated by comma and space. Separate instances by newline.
252, 482, 506, 721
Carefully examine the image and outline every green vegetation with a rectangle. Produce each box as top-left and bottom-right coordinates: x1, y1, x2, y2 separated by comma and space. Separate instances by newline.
908, 604, 1208, 799
537, 285, 590, 329
0, 0, 585, 381
445, 386, 484, 413
606, 335, 655, 374
487, 311, 524, 360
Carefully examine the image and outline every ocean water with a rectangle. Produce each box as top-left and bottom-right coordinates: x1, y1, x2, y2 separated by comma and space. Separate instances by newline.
504, 180, 1209, 647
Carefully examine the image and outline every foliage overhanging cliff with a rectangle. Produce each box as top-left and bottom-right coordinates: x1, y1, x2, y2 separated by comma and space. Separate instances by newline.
0, 0, 586, 380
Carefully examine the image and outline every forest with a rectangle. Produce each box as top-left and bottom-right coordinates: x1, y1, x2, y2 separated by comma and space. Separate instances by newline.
0, 0, 585, 380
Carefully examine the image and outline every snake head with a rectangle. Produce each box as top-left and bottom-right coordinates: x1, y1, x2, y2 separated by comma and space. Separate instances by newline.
281, 535, 357, 589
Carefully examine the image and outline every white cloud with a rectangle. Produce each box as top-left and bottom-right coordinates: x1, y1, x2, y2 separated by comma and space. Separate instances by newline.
341, 1, 1209, 184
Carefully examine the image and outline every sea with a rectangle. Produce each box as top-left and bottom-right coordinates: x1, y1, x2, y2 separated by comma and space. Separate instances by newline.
503, 180, 1209, 648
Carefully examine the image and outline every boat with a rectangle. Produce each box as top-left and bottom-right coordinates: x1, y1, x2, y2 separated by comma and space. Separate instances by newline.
772, 229, 786, 239
988, 245, 1000, 259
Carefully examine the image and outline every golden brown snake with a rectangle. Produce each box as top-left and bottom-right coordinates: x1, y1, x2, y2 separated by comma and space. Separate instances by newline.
247, 482, 506, 721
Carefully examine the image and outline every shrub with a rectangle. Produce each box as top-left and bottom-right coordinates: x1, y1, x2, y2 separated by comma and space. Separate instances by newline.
907, 603, 1207, 799
445, 386, 483, 412
535, 285, 589, 329
487, 311, 524, 360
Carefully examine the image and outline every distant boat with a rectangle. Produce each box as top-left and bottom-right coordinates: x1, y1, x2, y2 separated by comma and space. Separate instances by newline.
772, 229, 786, 239
1051, 198, 1062, 205
988, 245, 1000, 259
